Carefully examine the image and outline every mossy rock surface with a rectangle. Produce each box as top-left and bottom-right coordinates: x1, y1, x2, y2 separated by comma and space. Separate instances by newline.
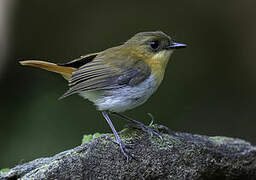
1, 125, 256, 180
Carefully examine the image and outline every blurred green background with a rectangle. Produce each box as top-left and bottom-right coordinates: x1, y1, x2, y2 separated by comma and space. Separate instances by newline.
1, 0, 256, 168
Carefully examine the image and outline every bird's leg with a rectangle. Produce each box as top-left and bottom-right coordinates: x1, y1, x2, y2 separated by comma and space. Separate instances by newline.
102, 111, 134, 160
111, 112, 163, 140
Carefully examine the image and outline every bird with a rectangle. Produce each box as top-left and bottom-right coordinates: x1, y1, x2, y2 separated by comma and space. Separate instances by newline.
20, 31, 186, 159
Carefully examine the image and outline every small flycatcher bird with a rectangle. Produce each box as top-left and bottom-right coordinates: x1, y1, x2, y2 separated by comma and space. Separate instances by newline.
20, 31, 186, 159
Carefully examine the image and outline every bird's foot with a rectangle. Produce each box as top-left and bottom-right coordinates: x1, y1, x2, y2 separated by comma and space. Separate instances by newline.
101, 134, 135, 161
118, 141, 135, 161
111, 112, 163, 141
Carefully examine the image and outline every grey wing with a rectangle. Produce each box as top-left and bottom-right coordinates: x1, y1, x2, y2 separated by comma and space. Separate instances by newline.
60, 58, 151, 98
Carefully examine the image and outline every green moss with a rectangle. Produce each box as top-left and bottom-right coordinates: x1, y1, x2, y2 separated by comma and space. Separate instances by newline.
120, 128, 138, 142
209, 136, 233, 143
82, 134, 93, 144
82, 132, 101, 144
93, 133, 101, 139
0, 168, 10, 174
153, 134, 182, 149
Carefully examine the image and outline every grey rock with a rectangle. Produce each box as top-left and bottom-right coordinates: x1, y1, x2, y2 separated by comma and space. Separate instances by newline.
1, 125, 256, 180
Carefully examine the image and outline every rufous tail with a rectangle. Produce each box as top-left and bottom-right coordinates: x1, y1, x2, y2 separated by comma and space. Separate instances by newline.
19, 60, 76, 80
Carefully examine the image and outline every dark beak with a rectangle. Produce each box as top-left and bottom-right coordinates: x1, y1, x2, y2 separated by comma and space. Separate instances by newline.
166, 42, 187, 50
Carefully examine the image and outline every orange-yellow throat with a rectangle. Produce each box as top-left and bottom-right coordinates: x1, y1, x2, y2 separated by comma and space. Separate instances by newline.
146, 50, 172, 86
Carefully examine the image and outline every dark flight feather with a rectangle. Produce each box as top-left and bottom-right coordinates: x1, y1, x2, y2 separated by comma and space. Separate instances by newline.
58, 53, 98, 68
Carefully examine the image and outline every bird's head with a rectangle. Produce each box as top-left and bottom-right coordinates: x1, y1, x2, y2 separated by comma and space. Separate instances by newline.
125, 31, 186, 61
124, 31, 187, 81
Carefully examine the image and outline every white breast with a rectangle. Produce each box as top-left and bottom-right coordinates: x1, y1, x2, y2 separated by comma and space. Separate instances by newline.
79, 73, 159, 112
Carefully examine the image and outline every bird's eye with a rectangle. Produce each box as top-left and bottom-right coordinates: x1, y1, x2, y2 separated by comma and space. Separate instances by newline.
149, 40, 160, 51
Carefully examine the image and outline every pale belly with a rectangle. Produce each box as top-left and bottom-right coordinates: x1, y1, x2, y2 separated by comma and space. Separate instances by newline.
79, 73, 159, 112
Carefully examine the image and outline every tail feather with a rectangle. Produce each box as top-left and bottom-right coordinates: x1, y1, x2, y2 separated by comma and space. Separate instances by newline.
19, 60, 76, 80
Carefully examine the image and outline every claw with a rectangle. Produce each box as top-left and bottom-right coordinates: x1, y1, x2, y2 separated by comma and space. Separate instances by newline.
151, 129, 163, 141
